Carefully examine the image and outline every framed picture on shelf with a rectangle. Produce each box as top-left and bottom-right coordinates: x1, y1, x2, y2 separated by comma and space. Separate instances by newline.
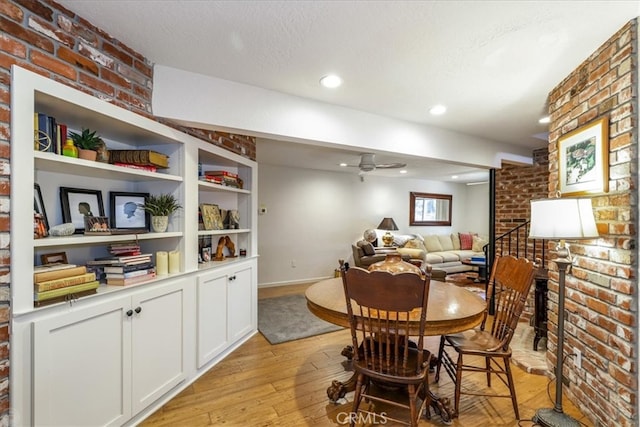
201, 247, 211, 262
60, 187, 105, 234
558, 116, 609, 197
200, 203, 224, 230
40, 251, 68, 265
109, 191, 149, 231
34, 183, 49, 233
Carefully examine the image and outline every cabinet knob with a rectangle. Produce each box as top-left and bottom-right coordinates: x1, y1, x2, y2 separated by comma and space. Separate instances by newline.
229, 275, 236, 281
126, 309, 133, 317
135, 306, 142, 314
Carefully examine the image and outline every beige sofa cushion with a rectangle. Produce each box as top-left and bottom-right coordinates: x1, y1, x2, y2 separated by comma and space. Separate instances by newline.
438, 235, 454, 251
451, 233, 461, 250
423, 235, 444, 252
397, 247, 425, 261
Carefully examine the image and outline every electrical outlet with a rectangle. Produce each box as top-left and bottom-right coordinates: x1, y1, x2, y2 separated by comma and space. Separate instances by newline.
291, 259, 296, 268
574, 349, 582, 368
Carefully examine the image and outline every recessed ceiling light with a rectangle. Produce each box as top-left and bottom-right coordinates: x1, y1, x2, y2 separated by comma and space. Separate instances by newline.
399, 170, 407, 174
320, 74, 342, 89
429, 104, 447, 115
451, 175, 459, 179
339, 162, 348, 167
538, 116, 550, 124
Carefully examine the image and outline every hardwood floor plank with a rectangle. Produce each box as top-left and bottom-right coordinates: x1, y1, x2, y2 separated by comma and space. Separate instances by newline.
141, 284, 593, 427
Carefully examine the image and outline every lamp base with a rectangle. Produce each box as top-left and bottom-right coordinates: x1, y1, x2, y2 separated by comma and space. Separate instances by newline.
533, 408, 581, 427
381, 232, 394, 247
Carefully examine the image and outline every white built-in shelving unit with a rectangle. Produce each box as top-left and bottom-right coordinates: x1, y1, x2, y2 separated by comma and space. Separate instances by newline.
9, 65, 258, 426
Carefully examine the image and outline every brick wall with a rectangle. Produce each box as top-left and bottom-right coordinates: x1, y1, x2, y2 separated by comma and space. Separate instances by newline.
547, 21, 637, 426
494, 154, 549, 319
0, 0, 257, 422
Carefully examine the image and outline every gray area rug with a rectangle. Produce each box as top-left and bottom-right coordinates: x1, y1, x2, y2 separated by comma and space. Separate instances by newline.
258, 293, 344, 344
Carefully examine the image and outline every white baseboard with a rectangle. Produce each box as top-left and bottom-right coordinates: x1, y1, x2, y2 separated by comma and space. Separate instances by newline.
258, 276, 332, 288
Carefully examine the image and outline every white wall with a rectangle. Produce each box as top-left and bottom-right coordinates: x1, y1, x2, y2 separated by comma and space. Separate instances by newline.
258, 163, 489, 286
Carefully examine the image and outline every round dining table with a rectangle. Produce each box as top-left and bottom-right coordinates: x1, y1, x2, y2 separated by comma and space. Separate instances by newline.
305, 276, 487, 423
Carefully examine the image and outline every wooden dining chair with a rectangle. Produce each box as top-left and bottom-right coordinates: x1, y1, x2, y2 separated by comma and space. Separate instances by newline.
434, 255, 537, 419
341, 266, 432, 427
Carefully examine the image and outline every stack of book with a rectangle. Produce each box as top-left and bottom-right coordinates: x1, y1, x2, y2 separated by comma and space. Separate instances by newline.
108, 241, 142, 256
201, 170, 243, 189
33, 264, 99, 307
471, 255, 486, 263
88, 253, 156, 286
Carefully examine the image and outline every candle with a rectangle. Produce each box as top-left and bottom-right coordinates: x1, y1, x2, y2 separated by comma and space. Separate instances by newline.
156, 251, 168, 275
169, 250, 180, 274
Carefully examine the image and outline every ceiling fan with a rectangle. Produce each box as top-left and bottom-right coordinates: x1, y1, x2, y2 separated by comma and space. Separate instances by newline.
346, 153, 407, 173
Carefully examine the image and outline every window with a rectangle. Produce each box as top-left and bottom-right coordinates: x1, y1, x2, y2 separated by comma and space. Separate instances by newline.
410, 192, 452, 226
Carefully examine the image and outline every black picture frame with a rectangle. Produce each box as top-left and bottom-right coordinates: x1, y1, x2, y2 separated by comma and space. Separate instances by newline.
60, 187, 105, 234
109, 191, 149, 231
34, 183, 49, 233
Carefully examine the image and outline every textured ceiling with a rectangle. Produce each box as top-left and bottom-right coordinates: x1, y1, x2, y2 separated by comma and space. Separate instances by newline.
57, 0, 640, 182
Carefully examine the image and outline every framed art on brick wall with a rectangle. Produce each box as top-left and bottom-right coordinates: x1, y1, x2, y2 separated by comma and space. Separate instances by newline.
558, 116, 609, 197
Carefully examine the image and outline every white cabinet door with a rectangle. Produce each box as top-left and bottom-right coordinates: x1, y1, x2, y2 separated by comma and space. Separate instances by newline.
227, 265, 255, 342
32, 296, 132, 427
131, 279, 188, 414
196, 271, 228, 368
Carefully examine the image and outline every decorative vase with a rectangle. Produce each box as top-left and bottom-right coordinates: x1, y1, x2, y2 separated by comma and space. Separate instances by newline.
151, 215, 169, 232
77, 148, 97, 161
62, 139, 78, 158
368, 252, 422, 275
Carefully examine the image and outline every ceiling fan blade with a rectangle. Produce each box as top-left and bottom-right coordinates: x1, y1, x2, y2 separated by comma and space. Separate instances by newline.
375, 162, 407, 169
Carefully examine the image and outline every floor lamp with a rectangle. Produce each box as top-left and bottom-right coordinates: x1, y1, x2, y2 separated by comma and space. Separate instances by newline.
529, 197, 599, 427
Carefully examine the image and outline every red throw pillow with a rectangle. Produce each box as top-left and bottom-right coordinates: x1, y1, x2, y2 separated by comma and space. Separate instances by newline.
459, 232, 474, 250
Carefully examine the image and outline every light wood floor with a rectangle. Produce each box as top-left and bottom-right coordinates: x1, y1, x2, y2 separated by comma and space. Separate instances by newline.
141, 283, 592, 426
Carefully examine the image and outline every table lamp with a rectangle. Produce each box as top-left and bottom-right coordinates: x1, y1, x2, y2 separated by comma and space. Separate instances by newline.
528, 197, 598, 427
377, 217, 398, 247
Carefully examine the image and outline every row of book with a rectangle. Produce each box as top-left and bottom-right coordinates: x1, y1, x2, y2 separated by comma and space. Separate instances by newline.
33, 264, 99, 307
108, 149, 169, 169
34, 112, 67, 155
199, 170, 244, 189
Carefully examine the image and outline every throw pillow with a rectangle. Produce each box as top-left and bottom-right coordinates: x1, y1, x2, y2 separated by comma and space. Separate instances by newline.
423, 235, 444, 252
357, 240, 375, 256
393, 234, 413, 247
472, 235, 488, 252
404, 238, 427, 252
451, 232, 461, 250
459, 232, 474, 250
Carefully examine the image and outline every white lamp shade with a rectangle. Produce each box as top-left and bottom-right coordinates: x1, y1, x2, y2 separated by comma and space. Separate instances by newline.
529, 198, 598, 240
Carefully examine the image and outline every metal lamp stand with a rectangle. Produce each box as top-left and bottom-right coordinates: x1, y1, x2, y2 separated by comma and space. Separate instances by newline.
533, 244, 580, 427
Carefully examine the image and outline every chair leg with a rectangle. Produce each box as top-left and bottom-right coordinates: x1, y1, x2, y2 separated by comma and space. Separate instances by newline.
485, 356, 492, 387
435, 335, 445, 382
454, 352, 463, 417
351, 373, 365, 427
504, 357, 519, 419
408, 383, 418, 427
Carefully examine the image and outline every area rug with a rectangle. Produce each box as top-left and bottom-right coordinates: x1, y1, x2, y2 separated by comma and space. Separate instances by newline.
258, 294, 344, 344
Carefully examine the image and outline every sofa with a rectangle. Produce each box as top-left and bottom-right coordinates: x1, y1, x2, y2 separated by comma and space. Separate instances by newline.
394, 232, 488, 274
351, 241, 412, 268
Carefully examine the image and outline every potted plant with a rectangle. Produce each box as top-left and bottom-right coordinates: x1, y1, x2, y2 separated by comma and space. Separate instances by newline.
143, 193, 182, 232
69, 128, 108, 162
